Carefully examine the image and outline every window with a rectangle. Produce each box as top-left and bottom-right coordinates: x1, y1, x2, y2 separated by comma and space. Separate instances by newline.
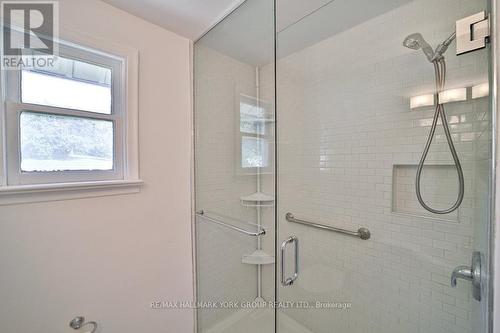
242, 136, 269, 168
238, 95, 274, 174
19, 112, 114, 172
21, 64, 112, 114
0, 38, 140, 199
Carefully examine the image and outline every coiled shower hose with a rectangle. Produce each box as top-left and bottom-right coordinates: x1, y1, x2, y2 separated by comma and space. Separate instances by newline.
415, 58, 464, 214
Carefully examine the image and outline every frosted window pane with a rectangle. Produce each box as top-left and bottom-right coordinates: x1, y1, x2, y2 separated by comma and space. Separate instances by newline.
21, 69, 112, 114
240, 101, 266, 135
242, 136, 268, 168
20, 112, 114, 172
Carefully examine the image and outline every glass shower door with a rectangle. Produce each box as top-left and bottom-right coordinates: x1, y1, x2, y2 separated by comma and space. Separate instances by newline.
193, 0, 276, 332
276, 0, 492, 332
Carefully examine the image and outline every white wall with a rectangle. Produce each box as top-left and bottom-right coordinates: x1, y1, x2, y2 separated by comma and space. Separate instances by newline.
0, 1, 194, 332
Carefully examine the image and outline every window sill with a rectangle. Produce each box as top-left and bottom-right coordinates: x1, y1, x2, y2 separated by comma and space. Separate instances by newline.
0, 179, 144, 205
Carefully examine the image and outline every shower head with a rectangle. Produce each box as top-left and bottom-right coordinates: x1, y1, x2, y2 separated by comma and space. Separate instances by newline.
432, 32, 456, 61
403, 33, 423, 49
403, 33, 436, 62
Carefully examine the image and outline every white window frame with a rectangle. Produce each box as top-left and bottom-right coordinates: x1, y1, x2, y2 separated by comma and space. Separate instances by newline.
0, 33, 141, 204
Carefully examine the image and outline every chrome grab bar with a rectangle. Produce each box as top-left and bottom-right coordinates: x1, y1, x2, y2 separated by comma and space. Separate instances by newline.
281, 236, 299, 286
196, 210, 266, 236
286, 213, 371, 240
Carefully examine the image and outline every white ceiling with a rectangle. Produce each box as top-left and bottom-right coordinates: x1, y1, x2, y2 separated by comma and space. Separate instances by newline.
101, 0, 243, 40
277, 0, 333, 32
195, 0, 413, 66
101, 0, 340, 40
102, 0, 413, 65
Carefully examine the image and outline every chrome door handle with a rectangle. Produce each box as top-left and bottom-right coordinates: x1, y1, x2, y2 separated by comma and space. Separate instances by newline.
281, 236, 299, 286
451, 251, 482, 301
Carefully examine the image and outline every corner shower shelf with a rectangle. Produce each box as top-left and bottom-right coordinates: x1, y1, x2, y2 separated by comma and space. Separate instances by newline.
242, 250, 275, 265
240, 192, 275, 207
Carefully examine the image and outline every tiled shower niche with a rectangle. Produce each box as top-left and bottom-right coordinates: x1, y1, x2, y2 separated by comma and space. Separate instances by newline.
392, 164, 461, 222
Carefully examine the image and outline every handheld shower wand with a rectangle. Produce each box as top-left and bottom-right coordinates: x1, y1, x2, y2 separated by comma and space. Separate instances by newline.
403, 32, 464, 215
432, 32, 457, 61
403, 33, 435, 62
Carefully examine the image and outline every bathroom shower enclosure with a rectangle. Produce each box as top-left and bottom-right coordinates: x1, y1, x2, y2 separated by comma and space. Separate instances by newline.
194, 0, 495, 332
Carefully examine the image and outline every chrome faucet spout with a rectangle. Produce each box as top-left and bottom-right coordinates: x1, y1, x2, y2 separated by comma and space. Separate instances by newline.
450, 252, 483, 301
451, 265, 473, 287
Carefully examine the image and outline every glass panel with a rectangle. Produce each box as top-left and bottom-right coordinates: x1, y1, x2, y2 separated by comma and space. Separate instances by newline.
20, 112, 114, 172
240, 96, 268, 135
21, 56, 112, 114
195, 213, 266, 331
193, 0, 275, 332
277, 1, 491, 333
242, 137, 269, 168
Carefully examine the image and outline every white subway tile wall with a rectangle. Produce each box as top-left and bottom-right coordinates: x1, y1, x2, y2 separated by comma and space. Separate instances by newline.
392, 164, 461, 222
275, 0, 490, 332
194, 45, 276, 330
